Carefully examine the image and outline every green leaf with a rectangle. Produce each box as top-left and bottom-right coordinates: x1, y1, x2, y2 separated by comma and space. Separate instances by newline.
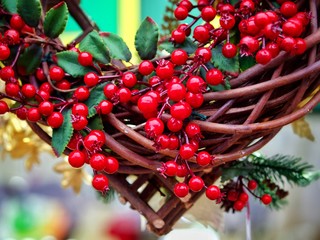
17, 44, 43, 74
101, 32, 132, 62
52, 109, 73, 156
44, 2, 68, 38
239, 55, 256, 72
135, 17, 159, 60
79, 30, 110, 64
87, 115, 104, 130
17, 0, 41, 27
159, 37, 197, 54
1, 0, 17, 13
56, 51, 94, 77
211, 45, 239, 73
84, 82, 107, 118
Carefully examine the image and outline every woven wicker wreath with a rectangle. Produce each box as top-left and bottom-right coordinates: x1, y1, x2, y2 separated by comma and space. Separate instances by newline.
0, 0, 320, 235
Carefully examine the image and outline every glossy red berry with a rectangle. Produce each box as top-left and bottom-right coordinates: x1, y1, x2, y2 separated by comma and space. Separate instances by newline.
5, 83, 20, 97
261, 194, 272, 205
72, 103, 89, 117
72, 114, 88, 130
68, 150, 86, 168
138, 60, 154, 75
56, 79, 71, 90
239, 192, 249, 203
74, 86, 90, 101
39, 101, 54, 116
176, 164, 188, 177
294, 38, 307, 55
27, 108, 41, 122
0, 66, 15, 81
282, 19, 303, 37
122, 72, 137, 88
196, 151, 212, 166
35, 68, 46, 81
92, 174, 109, 191
0, 45, 10, 61
170, 101, 192, 120
254, 12, 270, 28
16, 106, 28, 120
103, 83, 118, 99
78, 52, 93, 66
280, 1, 297, 18
179, 143, 195, 160
90, 153, 108, 171
220, 13, 235, 30
201, 6, 216, 22
179, 0, 193, 11
193, 25, 210, 43
185, 122, 201, 138
21, 84, 36, 98
256, 49, 272, 65
117, 87, 131, 103
206, 69, 224, 85
168, 135, 179, 150
177, 23, 191, 36
234, 200, 245, 211
186, 75, 206, 93
174, 6, 189, 20
174, 183, 189, 198
281, 36, 296, 52
206, 185, 221, 200
10, 14, 25, 30
104, 156, 119, 174
171, 49, 188, 65
47, 112, 64, 128
84, 72, 99, 87
145, 118, 164, 137
171, 29, 186, 44
185, 92, 204, 108
84, 131, 106, 151
188, 176, 204, 192
97, 100, 113, 115
155, 134, 170, 149
4, 29, 20, 45
167, 117, 183, 133
0, 101, 9, 114
195, 47, 212, 63
248, 180, 257, 190
156, 60, 174, 79
49, 66, 65, 81
164, 160, 178, 176
167, 83, 186, 102
222, 43, 237, 58
266, 42, 280, 58
138, 95, 158, 113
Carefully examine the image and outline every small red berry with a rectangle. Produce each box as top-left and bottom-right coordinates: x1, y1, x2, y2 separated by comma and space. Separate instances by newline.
222, 43, 237, 58
97, 100, 113, 115
0, 66, 14, 81
220, 13, 235, 30
206, 185, 221, 200
196, 151, 212, 166
174, 183, 189, 198
171, 49, 188, 65
49, 66, 65, 82
4, 29, 20, 45
138, 95, 158, 113
164, 160, 178, 176
90, 153, 108, 171
174, 6, 189, 20
201, 6, 216, 22
122, 72, 137, 88
256, 49, 272, 65
5, 83, 20, 97
35, 68, 46, 81
0, 45, 10, 61
176, 164, 188, 177
39, 101, 54, 116
186, 75, 206, 93
10, 14, 25, 30
195, 47, 212, 63
170, 101, 192, 120
156, 60, 174, 79
239, 192, 249, 203
167, 83, 186, 102
72, 115, 88, 130
104, 156, 119, 174
206, 69, 224, 85
280, 1, 298, 18
0, 101, 9, 114
171, 29, 186, 44
84, 72, 99, 87
179, 143, 195, 160
68, 150, 86, 168
92, 174, 109, 191
27, 108, 41, 122
84, 130, 106, 151
56, 79, 71, 90
185, 92, 204, 108
234, 200, 245, 211
261, 194, 272, 205
47, 112, 64, 128
103, 83, 118, 99
72, 103, 89, 117
138, 60, 154, 75
74, 86, 90, 101
117, 87, 131, 103
193, 25, 210, 43
145, 118, 164, 137
185, 122, 201, 138
248, 180, 257, 190
78, 52, 93, 66
188, 176, 204, 192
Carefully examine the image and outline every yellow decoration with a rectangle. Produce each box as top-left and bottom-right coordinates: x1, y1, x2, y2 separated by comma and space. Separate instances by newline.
291, 117, 315, 141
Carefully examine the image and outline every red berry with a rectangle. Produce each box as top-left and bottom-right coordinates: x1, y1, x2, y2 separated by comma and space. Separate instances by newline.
233, 200, 245, 211
171, 49, 188, 65
122, 72, 137, 88
261, 194, 272, 205
138, 60, 154, 75
193, 25, 210, 43
198, 0, 209, 11
0, 66, 15, 81
5, 83, 20, 97
56, 79, 71, 90
186, 75, 206, 93
21, 84, 36, 98
145, 118, 164, 137
174, 6, 189, 20
27, 108, 41, 122
47, 112, 64, 128
4, 29, 20, 45
74, 86, 90, 101
254, 12, 270, 28
171, 29, 186, 44
84, 72, 99, 87
174, 183, 189, 198
117, 87, 131, 103
104, 156, 119, 174
16, 106, 28, 120
155, 134, 170, 149
156, 60, 174, 79
138, 95, 158, 114
206, 69, 223, 85
0, 45, 10, 61
97, 100, 113, 115
195, 47, 212, 63
170, 101, 192, 120
281, 36, 296, 52
177, 23, 191, 36
188, 176, 204, 192
179, 0, 193, 11
248, 180, 257, 190
255, 49, 272, 65
103, 83, 118, 99
240, 0, 255, 13
222, 43, 237, 58
49, 66, 65, 81
176, 164, 188, 177
10, 14, 25, 30
168, 135, 179, 150
68, 150, 86, 168
218, 3, 235, 14
167, 117, 183, 132
239, 36, 260, 54
0, 101, 9, 114
266, 42, 280, 58
164, 160, 178, 176
84, 131, 106, 151
206, 185, 221, 200
280, 1, 297, 18
185, 122, 201, 138
239, 192, 249, 203
185, 92, 204, 108
90, 153, 108, 171
201, 6, 216, 22
72, 114, 88, 130
196, 151, 212, 166
294, 38, 307, 55
78, 52, 93, 66
39, 101, 54, 116
282, 19, 303, 37
179, 143, 195, 160
72, 103, 89, 117
167, 83, 186, 102
220, 13, 235, 30
35, 68, 46, 81
92, 174, 109, 191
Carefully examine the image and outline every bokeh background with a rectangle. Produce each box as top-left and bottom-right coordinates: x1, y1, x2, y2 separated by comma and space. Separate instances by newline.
0, 1, 320, 239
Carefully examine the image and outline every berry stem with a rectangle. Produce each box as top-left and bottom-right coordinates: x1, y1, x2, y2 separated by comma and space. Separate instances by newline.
10, 44, 21, 68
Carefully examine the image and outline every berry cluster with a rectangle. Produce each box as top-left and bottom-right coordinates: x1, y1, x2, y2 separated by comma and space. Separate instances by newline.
0, 0, 310, 203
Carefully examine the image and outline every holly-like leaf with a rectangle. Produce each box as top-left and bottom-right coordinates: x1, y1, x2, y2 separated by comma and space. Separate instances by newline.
1, 0, 17, 13
100, 32, 132, 62
52, 109, 73, 156
56, 51, 94, 77
17, 0, 41, 27
135, 17, 159, 60
44, 2, 68, 39
17, 44, 43, 74
291, 117, 315, 141
239, 55, 256, 72
87, 115, 104, 130
159, 37, 197, 54
84, 82, 107, 118
211, 45, 239, 73
79, 30, 110, 64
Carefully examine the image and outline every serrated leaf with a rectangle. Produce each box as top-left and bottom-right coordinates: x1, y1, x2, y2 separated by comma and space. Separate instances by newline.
84, 82, 107, 117
1, 0, 17, 13
56, 51, 94, 77
79, 30, 110, 64
17, 0, 41, 27
291, 117, 315, 141
44, 2, 68, 38
87, 115, 104, 130
159, 37, 197, 54
239, 55, 256, 71
211, 45, 239, 73
52, 109, 73, 156
100, 32, 132, 62
135, 17, 159, 60
17, 44, 43, 74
